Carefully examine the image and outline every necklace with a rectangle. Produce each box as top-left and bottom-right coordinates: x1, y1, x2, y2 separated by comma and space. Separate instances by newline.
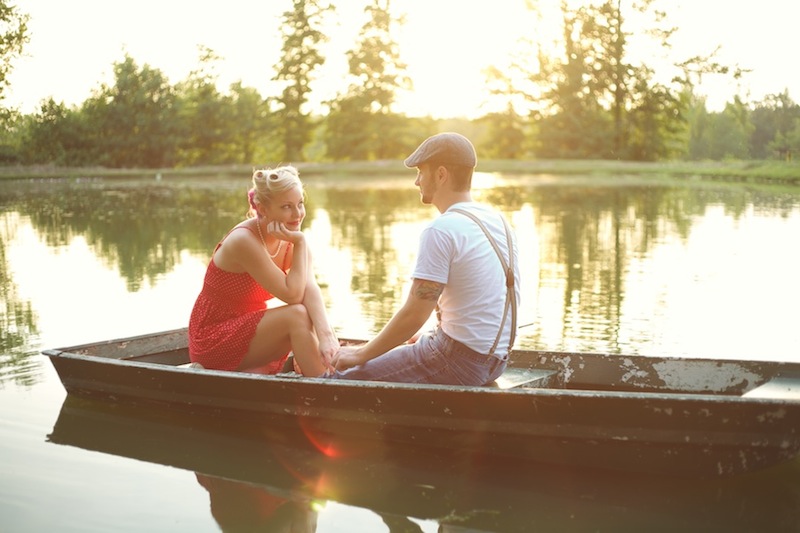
256, 218, 283, 258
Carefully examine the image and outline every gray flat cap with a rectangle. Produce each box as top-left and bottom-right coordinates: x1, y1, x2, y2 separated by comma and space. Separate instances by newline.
403, 132, 477, 168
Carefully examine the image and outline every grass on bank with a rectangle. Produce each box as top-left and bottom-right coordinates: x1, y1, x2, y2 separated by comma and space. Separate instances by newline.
0, 159, 797, 185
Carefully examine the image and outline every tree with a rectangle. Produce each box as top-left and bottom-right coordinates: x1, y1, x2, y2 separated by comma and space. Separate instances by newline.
326, 95, 372, 160
626, 75, 684, 161
532, 2, 613, 158
0, 2, 29, 112
20, 99, 95, 165
750, 91, 800, 159
225, 81, 271, 164
534, 3, 614, 159
709, 98, 751, 160
518, 0, 750, 160
273, 0, 332, 161
478, 105, 528, 159
685, 96, 710, 160
84, 54, 178, 168
481, 64, 531, 158
174, 47, 230, 166
0, 1, 29, 160
781, 117, 800, 161
325, 0, 411, 161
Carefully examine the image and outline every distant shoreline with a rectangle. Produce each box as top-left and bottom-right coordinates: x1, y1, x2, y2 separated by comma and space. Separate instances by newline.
0, 159, 797, 186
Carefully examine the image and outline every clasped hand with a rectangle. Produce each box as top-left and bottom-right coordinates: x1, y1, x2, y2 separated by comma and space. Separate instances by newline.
331, 345, 366, 371
267, 221, 303, 244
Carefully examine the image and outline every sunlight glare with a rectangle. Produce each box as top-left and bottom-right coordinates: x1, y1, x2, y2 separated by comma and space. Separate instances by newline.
6, 214, 204, 348
394, 1, 538, 118
306, 209, 376, 339
5, 0, 799, 118
471, 171, 502, 190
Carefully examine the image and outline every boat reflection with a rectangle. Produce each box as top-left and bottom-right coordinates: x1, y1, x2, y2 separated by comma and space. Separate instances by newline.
195, 473, 318, 532
47, 395, 800, 532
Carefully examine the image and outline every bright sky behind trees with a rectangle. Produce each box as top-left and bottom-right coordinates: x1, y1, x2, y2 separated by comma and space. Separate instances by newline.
5, 0, 799, 118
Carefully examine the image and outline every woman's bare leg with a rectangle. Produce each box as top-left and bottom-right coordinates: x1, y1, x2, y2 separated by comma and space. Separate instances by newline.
238, 304, 327, 376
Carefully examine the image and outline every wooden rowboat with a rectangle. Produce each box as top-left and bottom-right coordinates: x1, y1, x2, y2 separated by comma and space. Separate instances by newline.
43, 327, 800, 477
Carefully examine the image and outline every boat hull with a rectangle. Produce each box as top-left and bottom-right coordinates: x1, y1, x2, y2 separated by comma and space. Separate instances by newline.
44, 328, 800, 477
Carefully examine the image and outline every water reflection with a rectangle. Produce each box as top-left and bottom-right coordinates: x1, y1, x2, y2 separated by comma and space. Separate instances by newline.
48, 395, 800, 532
320, 186, 430, 326
2, 179, 247, 290
195, 473, 318, 532
0, 211, 40, 385
1, 176, 799, 384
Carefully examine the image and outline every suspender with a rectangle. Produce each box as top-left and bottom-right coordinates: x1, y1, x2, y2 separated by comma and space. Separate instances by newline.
450, 208, 518, 357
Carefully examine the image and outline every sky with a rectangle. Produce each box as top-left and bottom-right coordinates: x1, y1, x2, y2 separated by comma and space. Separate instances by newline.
4, 0, 799, 119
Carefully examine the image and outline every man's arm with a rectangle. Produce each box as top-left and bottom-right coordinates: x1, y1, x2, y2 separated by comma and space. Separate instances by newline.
335, 278, 442, 370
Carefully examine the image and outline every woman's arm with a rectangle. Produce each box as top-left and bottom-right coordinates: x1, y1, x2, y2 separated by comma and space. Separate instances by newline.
218, 223, 309, 304
302, 248, 339, 365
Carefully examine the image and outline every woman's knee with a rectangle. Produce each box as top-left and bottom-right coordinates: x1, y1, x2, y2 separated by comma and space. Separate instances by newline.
284, 303, 312, 329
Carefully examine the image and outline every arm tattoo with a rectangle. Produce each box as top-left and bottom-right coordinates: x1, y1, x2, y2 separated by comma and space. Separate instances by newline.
413, 279, 444, 301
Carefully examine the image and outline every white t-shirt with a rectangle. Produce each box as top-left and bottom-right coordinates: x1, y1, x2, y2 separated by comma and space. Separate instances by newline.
412, 202, 521, 358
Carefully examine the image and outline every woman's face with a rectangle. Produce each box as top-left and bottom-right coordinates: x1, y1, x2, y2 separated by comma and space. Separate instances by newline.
264, 185, 305, 231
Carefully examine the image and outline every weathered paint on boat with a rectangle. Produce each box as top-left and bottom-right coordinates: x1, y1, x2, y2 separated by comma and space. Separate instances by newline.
43, 328, 800, 477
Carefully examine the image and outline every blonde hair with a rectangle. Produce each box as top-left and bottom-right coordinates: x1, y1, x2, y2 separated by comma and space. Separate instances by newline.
247, 165, 304, 217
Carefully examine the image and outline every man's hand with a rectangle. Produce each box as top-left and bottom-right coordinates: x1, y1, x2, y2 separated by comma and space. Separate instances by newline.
333, 345, 367, 371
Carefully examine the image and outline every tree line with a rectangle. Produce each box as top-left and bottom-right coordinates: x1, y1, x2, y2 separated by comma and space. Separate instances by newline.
0, 0, 797, 169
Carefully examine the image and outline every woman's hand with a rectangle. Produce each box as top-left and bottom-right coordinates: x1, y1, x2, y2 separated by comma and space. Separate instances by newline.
318, 332, 340, 372
267, 221, 304, 245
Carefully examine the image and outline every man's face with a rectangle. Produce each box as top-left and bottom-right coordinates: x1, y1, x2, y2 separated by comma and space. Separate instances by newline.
414, 163, 439, 205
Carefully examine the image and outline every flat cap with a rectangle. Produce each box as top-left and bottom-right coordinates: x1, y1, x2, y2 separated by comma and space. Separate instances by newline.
403, 132, 477, 168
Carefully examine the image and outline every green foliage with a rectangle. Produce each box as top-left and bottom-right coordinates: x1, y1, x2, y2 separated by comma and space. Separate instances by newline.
273, 0, 332, 161
532, 0, 688, 161
750, 91, 800, 160
704, 99, 752, 160
326, 96, 372, 160
20, 99, 93, 165
0, 2, 28, 103
481, 65, 530, 157
226, 82, 272, 164
0, 1, 797, 167
685, 91, 800, 161
84, 54, 179, 168
0, 1, 28, 160
14, 49, 278, 168
478, 107, 529, 159
174, 47, 230, 166
626, 78, 685, 161
325, 0, 412, 160
784, 119, 800, 161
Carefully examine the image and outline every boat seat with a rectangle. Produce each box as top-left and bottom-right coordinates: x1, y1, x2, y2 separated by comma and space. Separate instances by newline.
742, 376, 800, 400
491, 368, 557, 389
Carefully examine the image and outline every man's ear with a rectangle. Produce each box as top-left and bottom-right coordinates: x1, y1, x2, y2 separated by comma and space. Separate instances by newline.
434, 164, 448, 184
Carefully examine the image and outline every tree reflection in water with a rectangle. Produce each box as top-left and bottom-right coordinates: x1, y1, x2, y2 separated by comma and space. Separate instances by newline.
2, 175, 799, 383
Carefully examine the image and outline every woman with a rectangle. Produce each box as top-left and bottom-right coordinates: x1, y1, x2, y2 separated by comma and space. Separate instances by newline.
189, 165, 338, 376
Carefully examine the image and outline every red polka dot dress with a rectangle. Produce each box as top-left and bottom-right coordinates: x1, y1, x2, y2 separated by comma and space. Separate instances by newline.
189, 227, 289, 373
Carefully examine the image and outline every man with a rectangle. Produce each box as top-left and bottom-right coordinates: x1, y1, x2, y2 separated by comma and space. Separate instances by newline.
330, 132, 521, 385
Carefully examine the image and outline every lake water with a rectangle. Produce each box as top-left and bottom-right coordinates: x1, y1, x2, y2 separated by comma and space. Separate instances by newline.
2, 173, 800, 531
